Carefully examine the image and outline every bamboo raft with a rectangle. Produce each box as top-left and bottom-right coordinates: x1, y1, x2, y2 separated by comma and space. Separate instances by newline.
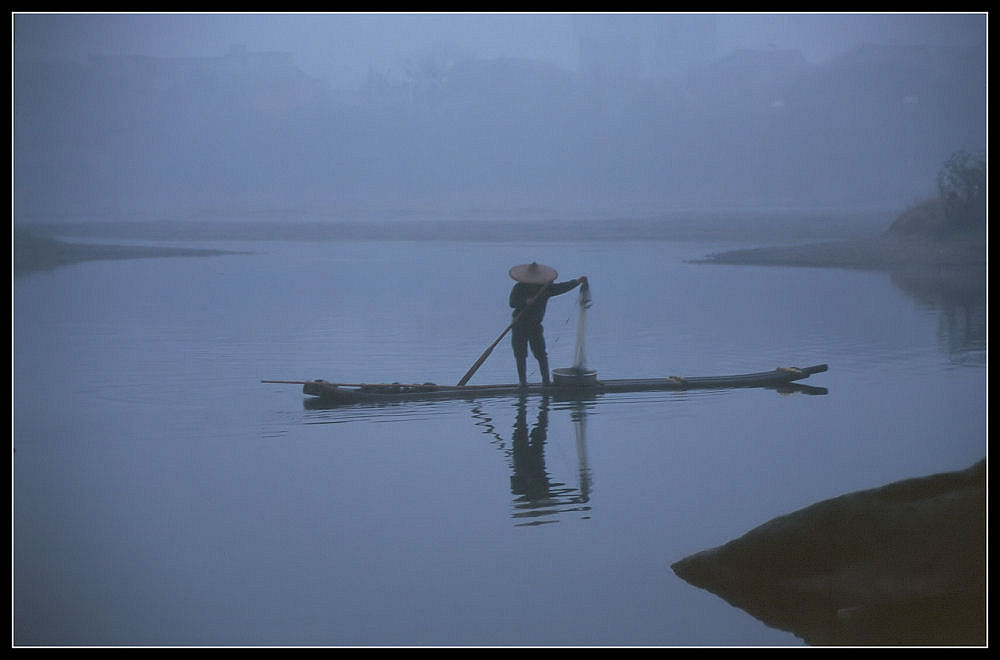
263, 363, 828, 405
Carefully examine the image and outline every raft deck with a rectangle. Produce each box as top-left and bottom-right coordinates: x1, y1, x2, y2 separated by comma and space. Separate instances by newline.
296, 363, 828, 405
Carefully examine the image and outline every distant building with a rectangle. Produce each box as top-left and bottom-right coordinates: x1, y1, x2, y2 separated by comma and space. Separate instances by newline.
573, 14, 718, 83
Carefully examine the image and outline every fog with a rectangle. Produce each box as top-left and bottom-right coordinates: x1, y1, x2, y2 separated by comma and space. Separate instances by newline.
12, 12, 987, 220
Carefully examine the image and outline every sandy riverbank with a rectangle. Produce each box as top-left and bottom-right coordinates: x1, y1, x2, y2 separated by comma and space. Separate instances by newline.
695, 234, 986, 272
13, 230, 244, 277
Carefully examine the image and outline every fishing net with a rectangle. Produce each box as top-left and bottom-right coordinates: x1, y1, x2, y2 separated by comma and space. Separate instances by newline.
572, 280, 592, 371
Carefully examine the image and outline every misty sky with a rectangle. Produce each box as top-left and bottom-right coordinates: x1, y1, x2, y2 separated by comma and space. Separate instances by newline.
12, 11, 987, 216
13, 12, 987, 88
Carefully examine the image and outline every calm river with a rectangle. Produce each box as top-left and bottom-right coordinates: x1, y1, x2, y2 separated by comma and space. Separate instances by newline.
13, 221, 986, 646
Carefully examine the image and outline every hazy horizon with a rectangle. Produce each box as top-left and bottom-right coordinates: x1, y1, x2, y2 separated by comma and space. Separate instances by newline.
13, 12, 987, 220
13, 12, 987, 88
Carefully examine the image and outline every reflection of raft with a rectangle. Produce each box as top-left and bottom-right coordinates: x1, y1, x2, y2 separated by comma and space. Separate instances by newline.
671, 458, 986, 646
286, 363, 828, 405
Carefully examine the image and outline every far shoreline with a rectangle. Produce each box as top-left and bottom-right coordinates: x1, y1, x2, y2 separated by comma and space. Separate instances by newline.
13, 231, 247, 277
693, 234, 985, 274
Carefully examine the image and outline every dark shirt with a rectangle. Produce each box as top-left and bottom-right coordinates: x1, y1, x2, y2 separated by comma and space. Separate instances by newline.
509, 279, 581, 328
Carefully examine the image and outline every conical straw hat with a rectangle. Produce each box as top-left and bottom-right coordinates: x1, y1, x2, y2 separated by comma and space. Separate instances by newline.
509, 262, 558, 284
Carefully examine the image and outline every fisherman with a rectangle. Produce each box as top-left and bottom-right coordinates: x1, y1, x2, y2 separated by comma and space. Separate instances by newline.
508, 262, 587, 387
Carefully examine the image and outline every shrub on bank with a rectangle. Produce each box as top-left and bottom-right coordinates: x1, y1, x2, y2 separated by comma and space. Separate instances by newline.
887, 150, 986, 239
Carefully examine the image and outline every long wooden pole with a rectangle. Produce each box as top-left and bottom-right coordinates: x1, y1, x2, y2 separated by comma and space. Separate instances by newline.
456, 281, 551, 386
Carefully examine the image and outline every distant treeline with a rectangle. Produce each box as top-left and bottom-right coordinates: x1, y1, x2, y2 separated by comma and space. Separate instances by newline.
14, 41, 986, 218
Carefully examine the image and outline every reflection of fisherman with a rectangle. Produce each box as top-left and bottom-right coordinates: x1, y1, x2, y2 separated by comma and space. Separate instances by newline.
508, 262, 587, 387
510, 398, 550, 501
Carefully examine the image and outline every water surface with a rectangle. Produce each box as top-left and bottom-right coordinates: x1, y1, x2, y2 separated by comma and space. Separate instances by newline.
13, 225, 985, 646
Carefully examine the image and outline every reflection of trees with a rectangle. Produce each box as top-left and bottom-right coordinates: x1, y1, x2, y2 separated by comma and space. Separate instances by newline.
888, 267, 986, 363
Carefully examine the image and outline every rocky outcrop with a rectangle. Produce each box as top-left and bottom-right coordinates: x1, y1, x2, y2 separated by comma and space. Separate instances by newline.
671, 459, 986, 646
